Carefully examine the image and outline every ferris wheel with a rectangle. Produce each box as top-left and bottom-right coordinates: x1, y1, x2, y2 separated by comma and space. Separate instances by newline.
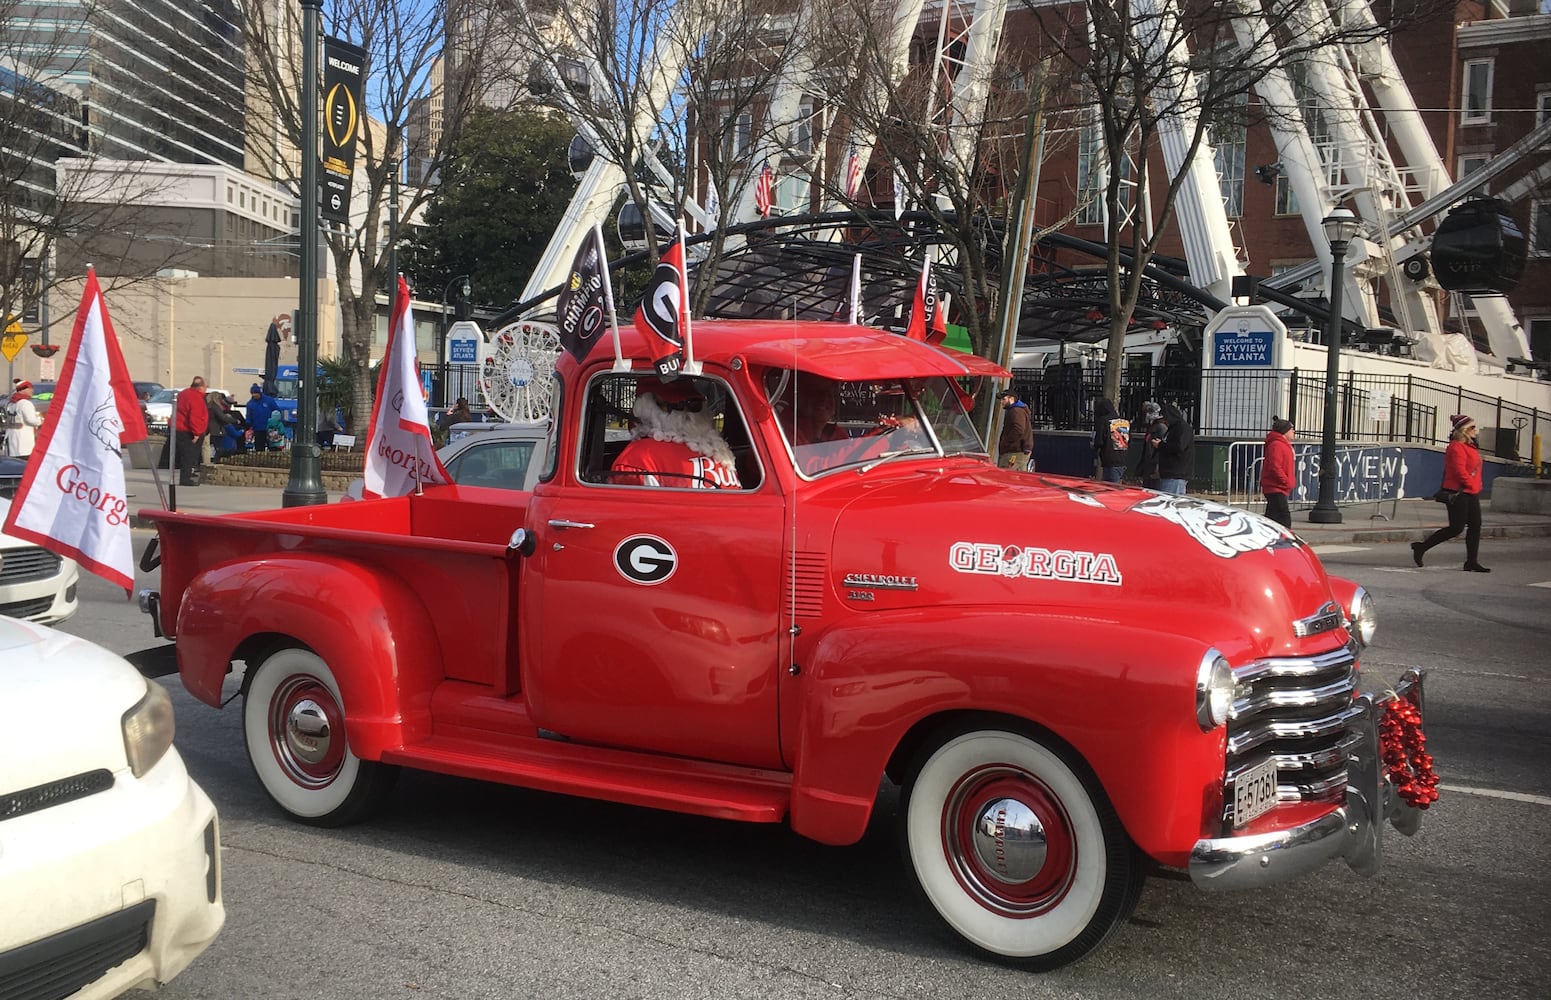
479, 321, 561, 423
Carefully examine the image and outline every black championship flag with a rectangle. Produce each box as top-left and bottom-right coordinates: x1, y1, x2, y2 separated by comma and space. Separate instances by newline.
555, 227, 610, 363
320, 36, 367, 225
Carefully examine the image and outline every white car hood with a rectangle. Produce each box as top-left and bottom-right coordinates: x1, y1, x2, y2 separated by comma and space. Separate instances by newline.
0, 617, 148, 787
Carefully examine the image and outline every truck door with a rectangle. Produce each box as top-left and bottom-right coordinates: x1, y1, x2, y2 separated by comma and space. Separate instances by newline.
520, 371, 787, 770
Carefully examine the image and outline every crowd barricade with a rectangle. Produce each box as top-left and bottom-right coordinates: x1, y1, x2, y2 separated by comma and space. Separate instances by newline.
1224, 440, 1403, 521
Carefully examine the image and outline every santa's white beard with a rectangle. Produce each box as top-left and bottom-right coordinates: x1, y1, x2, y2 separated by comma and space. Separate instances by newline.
631, 395, 737, 467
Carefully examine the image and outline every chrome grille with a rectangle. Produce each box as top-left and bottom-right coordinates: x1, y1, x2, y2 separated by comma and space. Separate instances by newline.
1225, 646, 1360, 819
0, 545, 62, 585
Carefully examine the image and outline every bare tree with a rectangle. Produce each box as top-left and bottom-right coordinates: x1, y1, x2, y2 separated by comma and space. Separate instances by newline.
1027, 0, 1451, 403
0, 0, 192, 347
239, 0, 487, 433
489, 0, 795, 286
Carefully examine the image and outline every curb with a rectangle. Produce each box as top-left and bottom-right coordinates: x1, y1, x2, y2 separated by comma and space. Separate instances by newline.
1304, 522, 1551, 545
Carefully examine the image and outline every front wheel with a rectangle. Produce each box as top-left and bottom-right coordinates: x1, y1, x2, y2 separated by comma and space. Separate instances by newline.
900, 727, 1143, 969
242, 646, 397, 826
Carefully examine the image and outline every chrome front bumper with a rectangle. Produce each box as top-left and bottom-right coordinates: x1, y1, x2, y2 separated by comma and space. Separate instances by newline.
1189, 668, 1426, 891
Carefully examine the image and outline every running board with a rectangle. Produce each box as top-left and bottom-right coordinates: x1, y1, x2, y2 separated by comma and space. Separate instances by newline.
381, 736, 792, 824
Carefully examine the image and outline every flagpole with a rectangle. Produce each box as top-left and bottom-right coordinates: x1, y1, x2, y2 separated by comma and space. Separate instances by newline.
850, 254, 862, 325
598, 224, 629, 372
677, 219, 700, 377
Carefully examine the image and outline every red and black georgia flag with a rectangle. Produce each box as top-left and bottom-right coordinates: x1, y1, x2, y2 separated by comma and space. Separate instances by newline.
556, 226, 610, 363
633, 237, 687, 378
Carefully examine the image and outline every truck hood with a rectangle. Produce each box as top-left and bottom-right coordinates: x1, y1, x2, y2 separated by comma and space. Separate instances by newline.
819, 464, 1337, 660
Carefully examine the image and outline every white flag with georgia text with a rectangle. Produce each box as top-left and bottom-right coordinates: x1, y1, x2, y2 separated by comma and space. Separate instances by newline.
2, 268, 147, 593
363, 275, 450, 497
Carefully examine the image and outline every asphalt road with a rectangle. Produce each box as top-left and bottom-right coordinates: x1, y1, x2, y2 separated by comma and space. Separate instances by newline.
56, 533, 1551, 1000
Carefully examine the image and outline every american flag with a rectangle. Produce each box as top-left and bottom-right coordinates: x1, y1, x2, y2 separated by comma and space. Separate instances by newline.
844, 144, 861, 199
755, 159, 774, 217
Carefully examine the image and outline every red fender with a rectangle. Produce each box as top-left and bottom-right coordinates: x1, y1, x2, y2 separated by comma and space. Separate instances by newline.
787, 608, 1225, 866
175, 554, 444, 756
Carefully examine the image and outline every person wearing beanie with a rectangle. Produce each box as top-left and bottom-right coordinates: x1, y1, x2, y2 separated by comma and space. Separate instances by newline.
246, 383, 279, 451
1260, 417, 1296, 528
1412, 414, 1489, 572
1135, 401, 1168, 489
3, 379, 42, 459
996, 387, 1033, 471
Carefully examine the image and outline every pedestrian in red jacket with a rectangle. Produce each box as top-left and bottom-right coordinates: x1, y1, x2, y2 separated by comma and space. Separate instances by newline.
163, 376, 211, 486
1260, 417, 1296, 528
1412, 414, 1488, 572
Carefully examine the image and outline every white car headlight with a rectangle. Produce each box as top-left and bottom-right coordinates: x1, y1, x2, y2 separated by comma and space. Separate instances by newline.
1195, 649, 1235, 731
122, 679, 175, 777
1348, 587, 1377, 647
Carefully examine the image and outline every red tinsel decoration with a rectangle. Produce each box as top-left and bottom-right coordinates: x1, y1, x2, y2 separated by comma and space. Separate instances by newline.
1379, 697, 1439, 809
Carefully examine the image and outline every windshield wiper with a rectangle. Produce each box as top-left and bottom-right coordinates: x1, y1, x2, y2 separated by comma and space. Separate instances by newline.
859, 447, 938, 473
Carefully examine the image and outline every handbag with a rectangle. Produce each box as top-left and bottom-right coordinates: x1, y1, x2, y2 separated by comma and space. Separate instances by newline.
1431, 488, 1459, 505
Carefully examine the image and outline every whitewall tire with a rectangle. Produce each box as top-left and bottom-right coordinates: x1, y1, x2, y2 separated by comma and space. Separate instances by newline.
242, 646, 396, 826
901, 726, 1142, 968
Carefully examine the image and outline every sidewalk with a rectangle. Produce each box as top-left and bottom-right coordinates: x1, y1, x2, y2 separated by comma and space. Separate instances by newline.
124, 466, 1551, 544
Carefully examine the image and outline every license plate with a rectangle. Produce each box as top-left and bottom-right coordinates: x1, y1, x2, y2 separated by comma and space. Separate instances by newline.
1233, 757, 1279, 828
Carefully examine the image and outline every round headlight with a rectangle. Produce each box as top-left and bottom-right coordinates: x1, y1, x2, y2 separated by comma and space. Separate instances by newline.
1349, 586, 1377, 646
1195, 649, 1235, 731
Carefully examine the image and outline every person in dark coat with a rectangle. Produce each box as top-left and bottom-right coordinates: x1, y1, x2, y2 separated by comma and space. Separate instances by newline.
1260, 417, 1296, 528
997, 388, 1033, 470
1156, 402, 1194, 495
1092, 397, 1129, 483
1135, 401, 1168, 490
1412, 414, 1489, 572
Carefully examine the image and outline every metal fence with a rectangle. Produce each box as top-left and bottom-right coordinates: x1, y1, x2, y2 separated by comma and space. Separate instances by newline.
1223, 440, 1403, 519
1010, 365, 1544, 462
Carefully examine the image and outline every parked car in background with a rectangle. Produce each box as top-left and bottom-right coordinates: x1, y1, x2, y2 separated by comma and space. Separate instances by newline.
343, 421, 550, 500
133, 380, 165, 402
25, 380, 56, 416
143, 387, 179, 433
0, 617, 224, 997
0, 495, 79, 624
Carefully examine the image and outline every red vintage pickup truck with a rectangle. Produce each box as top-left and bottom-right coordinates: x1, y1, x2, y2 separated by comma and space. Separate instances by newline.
138, 320, 1427, 969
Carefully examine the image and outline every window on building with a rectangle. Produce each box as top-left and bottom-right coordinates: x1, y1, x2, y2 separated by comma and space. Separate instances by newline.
1462, 59, 1493, 124
1531, 200, 1551, 256
1274, 174, 1298, 216
734, 112, 752, 158
1527, 317, 1551, 365
1458, 154, 1490, 195
227, 186, 234, 203
1077, 108, 1134, 229
1210, 92, 1247, 218
1289, 60, 1338, 187
1539, 92, 1551, 126
794, 100, 814, 155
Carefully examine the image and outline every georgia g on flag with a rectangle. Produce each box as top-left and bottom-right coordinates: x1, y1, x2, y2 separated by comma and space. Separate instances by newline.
632, 238, 687, 379
362, 275, 451, 498
2, 267, 147, 594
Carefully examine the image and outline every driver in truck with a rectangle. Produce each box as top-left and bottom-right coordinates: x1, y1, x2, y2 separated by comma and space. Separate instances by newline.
609, 377, 741, 489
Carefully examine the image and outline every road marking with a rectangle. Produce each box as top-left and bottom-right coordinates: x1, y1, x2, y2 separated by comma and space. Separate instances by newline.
1311, 545, 1370, 555
1530, 581, 1551, 589
1439, 784, 1551, 807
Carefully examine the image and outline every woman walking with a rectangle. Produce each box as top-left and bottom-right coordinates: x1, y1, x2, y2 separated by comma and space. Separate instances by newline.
1412, 414, 1490, 573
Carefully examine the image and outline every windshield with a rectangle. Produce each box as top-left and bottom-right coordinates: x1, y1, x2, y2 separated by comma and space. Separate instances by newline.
149, 389, 178, 404
273, 377, 299, 401
769, 370, 985, 477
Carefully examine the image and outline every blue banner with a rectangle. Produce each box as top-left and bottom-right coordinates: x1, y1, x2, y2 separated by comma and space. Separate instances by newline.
1214, 330, 1274, 367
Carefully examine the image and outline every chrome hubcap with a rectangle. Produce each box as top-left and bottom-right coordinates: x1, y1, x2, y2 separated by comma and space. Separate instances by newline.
971, 797, 1049, 884
285, 698, 332, 766
268, 676, 346, 788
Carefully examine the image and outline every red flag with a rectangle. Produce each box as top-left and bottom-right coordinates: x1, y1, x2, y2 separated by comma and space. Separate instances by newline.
3, 269, 146, 593
905, 256, 946, 344
632, 238, 687, 378
754, 160, 774, 218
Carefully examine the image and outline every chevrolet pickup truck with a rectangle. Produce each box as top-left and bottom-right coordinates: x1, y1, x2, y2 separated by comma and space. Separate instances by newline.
137, 320, 1427, 969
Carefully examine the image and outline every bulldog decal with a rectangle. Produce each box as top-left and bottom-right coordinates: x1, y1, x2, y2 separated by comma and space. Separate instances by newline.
1131, 493, 1290, 559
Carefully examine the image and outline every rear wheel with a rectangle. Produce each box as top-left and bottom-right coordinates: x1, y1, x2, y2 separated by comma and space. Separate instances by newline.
900, 726, 1143, 969
242, 647, 397, 826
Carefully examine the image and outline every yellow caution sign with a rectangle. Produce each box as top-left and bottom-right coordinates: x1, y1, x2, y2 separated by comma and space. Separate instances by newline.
1, 330, 27, 362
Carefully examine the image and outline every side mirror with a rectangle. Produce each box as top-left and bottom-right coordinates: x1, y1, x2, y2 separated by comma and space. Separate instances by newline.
508, 527, 537, 557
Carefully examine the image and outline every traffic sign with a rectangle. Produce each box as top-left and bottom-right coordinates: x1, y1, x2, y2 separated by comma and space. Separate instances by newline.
1, 331, 27, 362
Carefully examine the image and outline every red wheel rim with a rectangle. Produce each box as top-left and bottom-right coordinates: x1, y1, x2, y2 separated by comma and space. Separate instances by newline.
941, 765, 1077, 917
268, 674, 347, 788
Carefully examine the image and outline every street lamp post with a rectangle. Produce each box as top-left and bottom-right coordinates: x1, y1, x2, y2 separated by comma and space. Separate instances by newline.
1308, 207, 1363, 524
438, 275, 470, 408
283, 0, 326, 507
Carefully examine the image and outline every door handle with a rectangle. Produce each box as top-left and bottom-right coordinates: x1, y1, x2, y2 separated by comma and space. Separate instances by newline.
547, 519, 595, 530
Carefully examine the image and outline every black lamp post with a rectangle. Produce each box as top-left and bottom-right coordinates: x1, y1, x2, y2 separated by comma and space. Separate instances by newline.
1308, 207, 1362, 524
437, 275, 470, 408
283, 0, 326, 507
